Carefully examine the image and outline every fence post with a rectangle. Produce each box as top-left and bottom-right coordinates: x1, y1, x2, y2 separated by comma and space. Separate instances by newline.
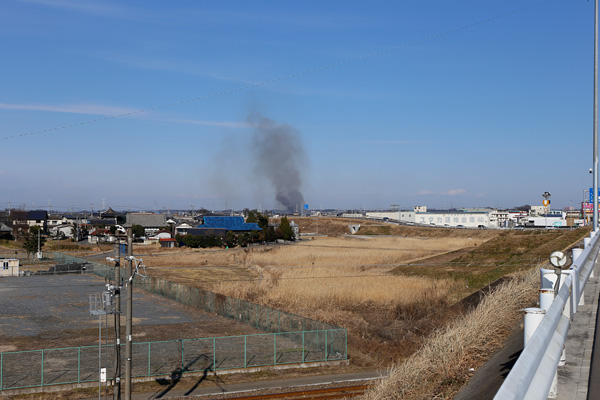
325, 330, 328, 361
213, 338, 216, 370
244, 336, 247, 367
78, 347, 81, 383
274, 333, 277, 365
148, 343, 151, 377
302, 331, 305, 363
345, 330, 348, 359
1, 352, 3, 390
41, 349, 44, 387
181, 340, 184, 372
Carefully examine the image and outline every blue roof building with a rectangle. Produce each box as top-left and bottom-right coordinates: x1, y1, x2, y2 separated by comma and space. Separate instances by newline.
199, 216, 261, 232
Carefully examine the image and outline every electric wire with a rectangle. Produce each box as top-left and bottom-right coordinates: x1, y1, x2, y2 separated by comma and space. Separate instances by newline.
0, 0, 551, 141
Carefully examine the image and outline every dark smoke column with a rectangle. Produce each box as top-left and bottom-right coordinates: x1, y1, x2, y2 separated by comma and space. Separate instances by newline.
248, 112, 306, 211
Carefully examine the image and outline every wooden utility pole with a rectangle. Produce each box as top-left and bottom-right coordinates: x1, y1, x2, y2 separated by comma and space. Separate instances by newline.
124, 230, 133, 400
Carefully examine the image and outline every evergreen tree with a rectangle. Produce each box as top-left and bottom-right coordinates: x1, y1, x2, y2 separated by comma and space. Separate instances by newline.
23, 226, 45, 257
279, 217, 295, 241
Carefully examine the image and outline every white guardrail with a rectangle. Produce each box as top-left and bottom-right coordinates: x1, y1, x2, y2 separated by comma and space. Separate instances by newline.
494, 229, 600, 400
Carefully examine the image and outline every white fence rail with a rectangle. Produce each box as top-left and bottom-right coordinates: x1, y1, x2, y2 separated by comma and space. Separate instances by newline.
494, 229, 600, 400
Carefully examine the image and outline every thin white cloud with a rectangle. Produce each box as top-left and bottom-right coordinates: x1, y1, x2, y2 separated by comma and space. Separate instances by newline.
98, 52, 257, 84
19, 0, 138, 19
0, 102, 138, 116
444, 189, 467, 196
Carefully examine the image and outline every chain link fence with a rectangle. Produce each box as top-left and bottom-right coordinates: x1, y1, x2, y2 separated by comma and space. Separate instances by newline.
0, 253, 348, 391
0, 329, 347, 390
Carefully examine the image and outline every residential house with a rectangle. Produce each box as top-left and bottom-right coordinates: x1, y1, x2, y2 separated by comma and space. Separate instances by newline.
51, 224, 75, 239
175, 223, 193, 236
123, 213, 167, 236
0, 223, 13, 240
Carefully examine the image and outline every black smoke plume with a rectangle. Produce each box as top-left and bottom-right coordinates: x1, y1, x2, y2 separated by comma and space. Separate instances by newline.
248, 112, 306, 211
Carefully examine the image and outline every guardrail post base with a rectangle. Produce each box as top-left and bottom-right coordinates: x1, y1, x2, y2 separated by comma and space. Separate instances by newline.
524, 308, 545, 346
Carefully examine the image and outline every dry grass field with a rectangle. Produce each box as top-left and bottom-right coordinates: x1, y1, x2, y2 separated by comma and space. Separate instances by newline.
136, 219, 590, 371
135, 222, 498, 365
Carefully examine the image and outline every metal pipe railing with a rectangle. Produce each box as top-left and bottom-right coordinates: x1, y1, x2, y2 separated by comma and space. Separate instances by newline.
494, 229, 600, 400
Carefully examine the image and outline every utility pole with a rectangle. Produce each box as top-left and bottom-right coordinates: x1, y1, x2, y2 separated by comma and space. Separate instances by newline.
124, 229, 133, 400
113, 242, 121, 400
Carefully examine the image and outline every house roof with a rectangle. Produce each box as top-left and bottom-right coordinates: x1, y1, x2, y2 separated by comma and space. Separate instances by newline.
200, 216, 261, 231
27, 210, 48, 220
123, 213, 167, 228
100, 207, 119, 217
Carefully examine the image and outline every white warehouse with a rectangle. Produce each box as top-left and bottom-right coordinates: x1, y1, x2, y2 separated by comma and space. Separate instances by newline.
367, 206, 492, 228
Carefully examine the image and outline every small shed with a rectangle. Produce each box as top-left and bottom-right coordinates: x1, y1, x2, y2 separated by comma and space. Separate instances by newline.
0, 259, 19, 277
159, 238, 176, 248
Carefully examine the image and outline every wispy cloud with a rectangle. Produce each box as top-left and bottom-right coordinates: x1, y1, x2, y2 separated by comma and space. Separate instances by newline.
444, 189, 467, 196
98, 52, 257, 84
0, 102, 138, 116
19, 0, 140, 20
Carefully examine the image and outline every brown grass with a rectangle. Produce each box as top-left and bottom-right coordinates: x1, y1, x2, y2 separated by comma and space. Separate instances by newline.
362, 268, 538, 399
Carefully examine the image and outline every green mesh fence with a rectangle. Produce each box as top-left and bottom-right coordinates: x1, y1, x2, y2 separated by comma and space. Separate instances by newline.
0, 253, 348, 391
0, 330, 347, 390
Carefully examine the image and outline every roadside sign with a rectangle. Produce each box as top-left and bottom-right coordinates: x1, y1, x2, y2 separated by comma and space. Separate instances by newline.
590, 188, 600, 203
543, 200, 550, 207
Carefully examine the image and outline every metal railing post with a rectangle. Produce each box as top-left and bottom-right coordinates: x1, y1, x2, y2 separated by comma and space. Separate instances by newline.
560, 269, 579, 319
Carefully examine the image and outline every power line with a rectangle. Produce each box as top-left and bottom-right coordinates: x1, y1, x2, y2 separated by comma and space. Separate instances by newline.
0, 0, 552, 142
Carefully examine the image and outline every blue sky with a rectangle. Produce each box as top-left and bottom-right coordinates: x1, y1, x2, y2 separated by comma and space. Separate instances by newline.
0, 0, 595, 211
